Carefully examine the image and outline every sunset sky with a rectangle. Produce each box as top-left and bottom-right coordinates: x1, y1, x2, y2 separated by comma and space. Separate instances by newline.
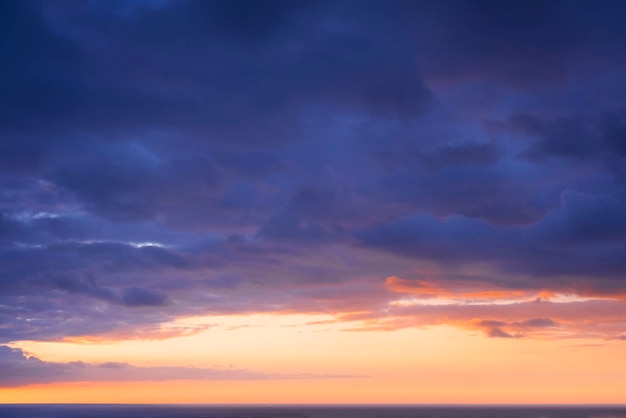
1, 0, 626, 404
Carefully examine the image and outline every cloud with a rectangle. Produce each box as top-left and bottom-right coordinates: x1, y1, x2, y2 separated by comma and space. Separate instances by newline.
0, 345, 357, 388
515, 318, 558, 328
408, 0, 626, 88
1, 0, 626, 346
344, 295, 626, 340
483, 325, 516, 339
1, 0, 431, 142
358, 190, 626, 291
529, 191, 626, 244
475, 317, 558, 338
514, 112, 626, 166
419, 142, 500, 169
122, 286, 168, 307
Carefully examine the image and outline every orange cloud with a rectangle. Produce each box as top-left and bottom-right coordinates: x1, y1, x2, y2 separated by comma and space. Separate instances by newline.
61, 323, 214, 344
385, 276, 528, 300
384, 276, 445, 296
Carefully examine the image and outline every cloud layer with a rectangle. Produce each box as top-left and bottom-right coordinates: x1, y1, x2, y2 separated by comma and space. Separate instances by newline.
1, 0, 626, 351
0, 345, 357, 387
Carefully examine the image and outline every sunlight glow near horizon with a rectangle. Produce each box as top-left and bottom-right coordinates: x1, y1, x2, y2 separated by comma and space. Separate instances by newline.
4, 313, 626, 404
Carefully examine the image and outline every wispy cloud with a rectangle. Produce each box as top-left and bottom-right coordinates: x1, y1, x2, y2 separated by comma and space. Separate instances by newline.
0, 346, 362, 388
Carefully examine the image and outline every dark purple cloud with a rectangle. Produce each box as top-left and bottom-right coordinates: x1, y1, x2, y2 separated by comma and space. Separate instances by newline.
122, 286, 168, 307
1, 0, 626, 350
358, 189, 626, 293
475, 317, 558, 339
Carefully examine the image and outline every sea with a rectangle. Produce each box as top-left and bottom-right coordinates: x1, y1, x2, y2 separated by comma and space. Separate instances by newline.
0, 405, 625, 418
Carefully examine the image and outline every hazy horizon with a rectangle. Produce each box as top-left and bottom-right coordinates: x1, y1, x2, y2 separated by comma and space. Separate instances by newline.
2, 405, 626, 418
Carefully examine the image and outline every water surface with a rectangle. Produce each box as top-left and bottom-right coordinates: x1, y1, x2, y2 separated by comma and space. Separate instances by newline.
1, 405, 625, 418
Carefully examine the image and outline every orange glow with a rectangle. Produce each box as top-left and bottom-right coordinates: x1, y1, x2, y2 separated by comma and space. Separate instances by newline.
385, 276, 444, 295
385, 276, 528, 300
2, 373, 625, 405
4, 314, 626, 404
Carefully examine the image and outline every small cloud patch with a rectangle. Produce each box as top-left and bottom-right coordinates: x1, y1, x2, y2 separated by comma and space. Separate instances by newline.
122, 287, 168, 307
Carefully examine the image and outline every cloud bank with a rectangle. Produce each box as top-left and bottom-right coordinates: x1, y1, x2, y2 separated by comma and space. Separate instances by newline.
1, 0, 626, 349
0, 345, 357, 387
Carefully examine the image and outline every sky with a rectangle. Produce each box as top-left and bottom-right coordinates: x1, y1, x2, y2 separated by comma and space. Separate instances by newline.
1, 0, 626, 404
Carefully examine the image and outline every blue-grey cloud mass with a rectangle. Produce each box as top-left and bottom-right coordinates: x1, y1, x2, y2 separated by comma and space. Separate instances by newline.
1, 0, 626, 352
